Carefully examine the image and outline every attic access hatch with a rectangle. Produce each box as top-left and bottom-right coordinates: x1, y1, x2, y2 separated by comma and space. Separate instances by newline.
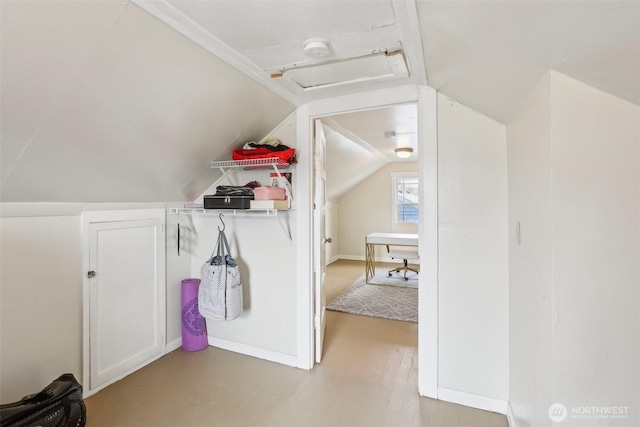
272, 50, 409, 90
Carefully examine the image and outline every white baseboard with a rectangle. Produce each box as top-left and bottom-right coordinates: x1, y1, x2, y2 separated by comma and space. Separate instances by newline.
328, 255, 340, 264
336, 255, 364, 261
207, 336, 298, 367
165, 337, 182, 353
84, 352, 164, 398
506, 401, 516, 426
438, 387, 508, 415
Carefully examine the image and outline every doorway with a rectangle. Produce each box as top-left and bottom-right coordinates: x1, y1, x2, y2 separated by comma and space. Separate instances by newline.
316, 104, 419, 364
295, 85, 439, 398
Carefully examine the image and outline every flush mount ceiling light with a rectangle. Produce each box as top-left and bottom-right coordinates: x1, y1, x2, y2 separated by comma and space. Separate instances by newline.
394, 147, 413, 158
386, 131, 415, 158
303, 38, 331, 59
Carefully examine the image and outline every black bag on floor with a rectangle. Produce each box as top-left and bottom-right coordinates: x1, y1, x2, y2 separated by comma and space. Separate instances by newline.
0, 373, 86, 427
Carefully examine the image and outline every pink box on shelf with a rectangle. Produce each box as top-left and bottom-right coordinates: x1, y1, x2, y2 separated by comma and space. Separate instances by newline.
253, 186, 286, 200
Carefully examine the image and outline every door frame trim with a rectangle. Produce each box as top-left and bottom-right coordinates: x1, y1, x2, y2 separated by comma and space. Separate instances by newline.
295, 85, 438, 398
81, 209, 166, 397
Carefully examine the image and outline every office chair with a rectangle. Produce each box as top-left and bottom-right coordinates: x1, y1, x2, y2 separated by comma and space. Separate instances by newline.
386, 246, 420, 280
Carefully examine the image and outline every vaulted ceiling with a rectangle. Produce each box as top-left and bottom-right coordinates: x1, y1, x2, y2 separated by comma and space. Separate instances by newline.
322, 103, 419, 200
1, 1, 294, 203
417, 0, 640, 122
137, 0, 640, 122
2, 1, 638, 203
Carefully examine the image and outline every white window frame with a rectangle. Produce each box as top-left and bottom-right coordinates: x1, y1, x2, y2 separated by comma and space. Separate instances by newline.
391, 171, 419, 232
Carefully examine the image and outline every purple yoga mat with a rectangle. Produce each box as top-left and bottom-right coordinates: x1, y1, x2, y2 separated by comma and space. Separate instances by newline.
181, 278, 208, 351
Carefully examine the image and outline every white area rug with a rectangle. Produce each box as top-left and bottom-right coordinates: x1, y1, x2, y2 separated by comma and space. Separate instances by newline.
327, 268, 418, 323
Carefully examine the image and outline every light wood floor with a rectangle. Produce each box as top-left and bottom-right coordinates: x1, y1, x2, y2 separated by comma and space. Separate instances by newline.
84, 260, 507, 427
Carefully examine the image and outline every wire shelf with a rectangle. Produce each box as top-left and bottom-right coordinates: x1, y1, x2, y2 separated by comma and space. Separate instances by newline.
210, 158, 291, 169
168, 208, 281, 217
168, 207, 292, 241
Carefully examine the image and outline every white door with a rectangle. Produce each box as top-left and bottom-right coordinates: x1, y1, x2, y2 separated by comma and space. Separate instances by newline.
84, 210, 165, 393
314, 119, 328, 363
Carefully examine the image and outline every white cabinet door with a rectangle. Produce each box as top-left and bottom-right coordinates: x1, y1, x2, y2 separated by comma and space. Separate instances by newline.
84, 210, 165, 394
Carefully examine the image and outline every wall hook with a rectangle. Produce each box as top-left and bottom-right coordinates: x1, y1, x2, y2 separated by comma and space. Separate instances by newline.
218, 213, 226, 232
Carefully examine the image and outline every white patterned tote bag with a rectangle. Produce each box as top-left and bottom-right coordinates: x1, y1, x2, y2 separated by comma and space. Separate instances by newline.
198, 231, 243, 321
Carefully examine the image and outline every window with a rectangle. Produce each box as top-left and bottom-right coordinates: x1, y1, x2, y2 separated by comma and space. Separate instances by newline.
392, 173, 419, 228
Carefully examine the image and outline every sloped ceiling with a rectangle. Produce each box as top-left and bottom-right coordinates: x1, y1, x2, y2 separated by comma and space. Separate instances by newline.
418, 0, 640, 123
1, 1, 294, 203
134, 0, 639, 124
2, 1, 638, 203
323, 103, 418, 200
134, 0, 427, 104
329, 103, 418, 161
323, 121, 387, 201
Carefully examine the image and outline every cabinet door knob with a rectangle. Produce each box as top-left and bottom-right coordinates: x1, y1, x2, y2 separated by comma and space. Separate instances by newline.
324, 237, 332, 244
87, 271, 96, 278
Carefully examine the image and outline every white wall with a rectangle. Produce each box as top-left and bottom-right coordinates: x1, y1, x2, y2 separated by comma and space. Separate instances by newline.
551, 72, 639, 425
436, 94, 509, 401
332, 94, 510, 404
0, 203, 192, 400
188, 117, 299, 361
0, 114, 297, 401
506, 73, 554, 427
507, 71, 640, 426
165, 209, 194, 349
189, 212, 297, 358
0, 212, 83, 401
336, 162, 418, 259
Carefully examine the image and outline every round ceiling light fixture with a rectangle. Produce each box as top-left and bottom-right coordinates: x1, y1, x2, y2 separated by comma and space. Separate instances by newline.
394, 147, 414, 158
303, 38, 332, 59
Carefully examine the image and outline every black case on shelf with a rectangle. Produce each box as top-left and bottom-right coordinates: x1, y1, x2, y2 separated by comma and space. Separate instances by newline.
204, 195, 253, 210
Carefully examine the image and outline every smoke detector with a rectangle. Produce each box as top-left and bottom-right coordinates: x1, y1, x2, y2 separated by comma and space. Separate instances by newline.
303, 38, 331, 59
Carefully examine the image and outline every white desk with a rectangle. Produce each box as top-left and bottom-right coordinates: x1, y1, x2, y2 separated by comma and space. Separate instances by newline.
365, 232, 419, 284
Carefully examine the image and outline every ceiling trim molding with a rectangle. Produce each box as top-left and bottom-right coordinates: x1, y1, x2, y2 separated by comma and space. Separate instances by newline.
132, 0, 304, 106
306, 84, 420, 118
392, 0, 428, 85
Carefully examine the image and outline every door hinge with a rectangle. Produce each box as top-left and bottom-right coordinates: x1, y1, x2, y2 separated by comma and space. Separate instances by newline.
87, 271, 96, 278
314, 314, 320, 329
